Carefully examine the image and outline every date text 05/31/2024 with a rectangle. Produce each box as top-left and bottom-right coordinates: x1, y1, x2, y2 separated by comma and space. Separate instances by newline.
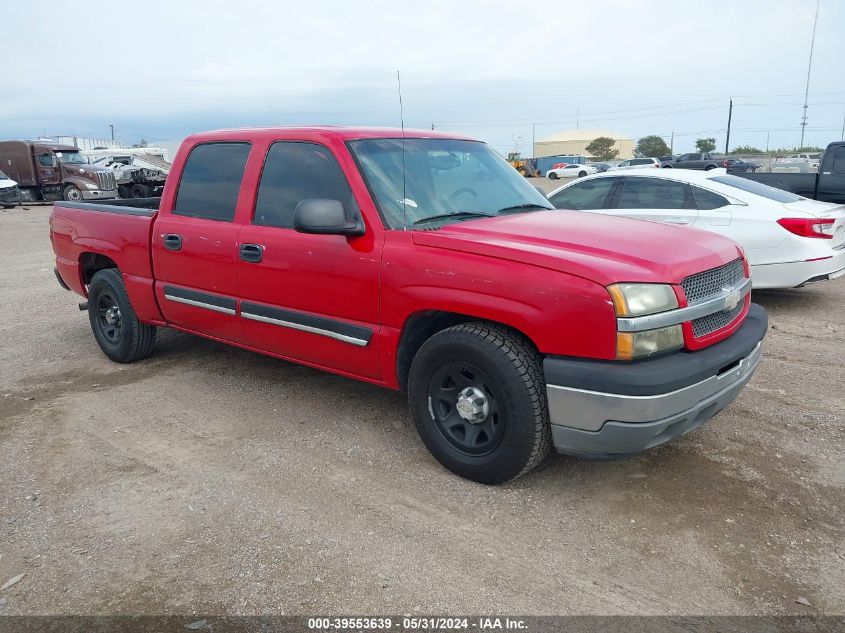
307, 617, 528, 630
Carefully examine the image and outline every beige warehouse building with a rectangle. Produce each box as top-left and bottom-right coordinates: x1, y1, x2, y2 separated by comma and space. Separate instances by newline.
534, 128, 635, 160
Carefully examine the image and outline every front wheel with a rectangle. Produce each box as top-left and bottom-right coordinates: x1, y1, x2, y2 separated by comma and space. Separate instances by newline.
87, 268, 156, 363
408, 322, 551, 484
578, 171, 587, 177
548, 172, 557, 180
704, 165, 716, 171
63, 184, 82, 202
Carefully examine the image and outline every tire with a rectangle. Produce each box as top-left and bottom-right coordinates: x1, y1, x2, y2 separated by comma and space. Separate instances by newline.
130, 183, 150, 198
704, 165, 716, 171
578, 171, 587, 178
663, 165, 672, 168
408, 322, 551, 484
548, 172, 557, 180
62, 184, 83, 202
87, 269, 156, 363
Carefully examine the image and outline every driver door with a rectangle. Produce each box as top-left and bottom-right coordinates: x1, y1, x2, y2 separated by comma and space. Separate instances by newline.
33, 146, 61, 186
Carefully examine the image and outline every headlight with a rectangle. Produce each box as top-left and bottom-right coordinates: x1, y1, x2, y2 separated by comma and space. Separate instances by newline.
617, 325, 683, 360
83, 182, 98, 189
607, 283, 678, 317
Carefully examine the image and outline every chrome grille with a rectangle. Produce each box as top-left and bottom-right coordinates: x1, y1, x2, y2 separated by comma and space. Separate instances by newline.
681, 258, 745, 303
682, 258, 746, 338
98, 171, 116, 190
691, 303, 744, 337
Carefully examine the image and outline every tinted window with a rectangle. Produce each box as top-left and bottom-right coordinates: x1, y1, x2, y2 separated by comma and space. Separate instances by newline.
709, 175, 803, 203
254, 142, 357, 228
832, 147, 845, 175
617, 177, 688, 209
631, 159, 653, 166
37, 153, 53, 167
690, 185, 730, 210
548, 178, 617, 210
174, 143, 251, 221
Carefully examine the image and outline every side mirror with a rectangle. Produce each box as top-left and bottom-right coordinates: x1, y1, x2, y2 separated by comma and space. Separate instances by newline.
293, 199, 364, 236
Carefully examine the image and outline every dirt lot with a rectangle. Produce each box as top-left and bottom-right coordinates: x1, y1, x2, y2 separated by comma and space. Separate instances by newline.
0, 203, 842, 616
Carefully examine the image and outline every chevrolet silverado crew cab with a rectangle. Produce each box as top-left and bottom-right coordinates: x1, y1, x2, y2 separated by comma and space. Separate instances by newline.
50, 127, 767, 484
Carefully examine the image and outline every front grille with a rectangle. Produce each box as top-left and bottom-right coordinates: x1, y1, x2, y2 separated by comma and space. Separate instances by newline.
681, 258, 746, 338
98, 171, 116, 190
681, 258, 745, 303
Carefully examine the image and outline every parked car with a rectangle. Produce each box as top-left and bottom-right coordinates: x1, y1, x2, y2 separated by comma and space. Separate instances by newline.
725, 159, 760, 173
608, 157, 661, 171
658, 155, 676, 166
547, 168, 845, 289
546, 163, 597, 179
0, 141, 117, 203
551, 162, 569, 170
50, 126, 766, 484
0, 169, 20, 208
664, 153, 726, 170
736, 141, 844, 204
588, 162, 611, 173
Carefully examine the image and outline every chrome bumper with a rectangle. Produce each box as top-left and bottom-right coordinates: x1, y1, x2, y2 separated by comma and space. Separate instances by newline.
81, 188, 118, 200
546, 341, 763, 458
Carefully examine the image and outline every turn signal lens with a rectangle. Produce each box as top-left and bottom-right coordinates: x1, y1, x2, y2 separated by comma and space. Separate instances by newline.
617, 325, 684, 360
608, 283, 679, 317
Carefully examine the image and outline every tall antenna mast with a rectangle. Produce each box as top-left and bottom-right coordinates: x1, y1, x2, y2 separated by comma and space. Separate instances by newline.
397, 70, 407, 231
800, 0, 820, 148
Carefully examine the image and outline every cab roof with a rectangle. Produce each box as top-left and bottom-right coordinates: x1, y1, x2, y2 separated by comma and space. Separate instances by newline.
184, 126, 477, 144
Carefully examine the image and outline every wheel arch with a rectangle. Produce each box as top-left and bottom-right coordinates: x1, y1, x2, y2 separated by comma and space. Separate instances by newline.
395, 309, 540, 390
80, 252, 119, 284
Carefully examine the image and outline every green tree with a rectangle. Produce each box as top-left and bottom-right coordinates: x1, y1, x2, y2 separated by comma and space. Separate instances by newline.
635, 135, 671, 158
730, 145, 763, 154
585, 137, 619, 161
695, 137, 717, 153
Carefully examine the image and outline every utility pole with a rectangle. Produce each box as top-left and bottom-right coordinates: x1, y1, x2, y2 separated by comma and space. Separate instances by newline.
531, 123, 536, 157
670, 131, 674, 154
765, 131, 770, 153
800, 0, 820, 148
725, 99, 733, 155
840, 113, 844, 141
110, 124, 114, 140
576, 108, 580, 129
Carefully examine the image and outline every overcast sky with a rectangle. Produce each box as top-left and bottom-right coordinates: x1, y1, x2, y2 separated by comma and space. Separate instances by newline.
3, 0, 843, 155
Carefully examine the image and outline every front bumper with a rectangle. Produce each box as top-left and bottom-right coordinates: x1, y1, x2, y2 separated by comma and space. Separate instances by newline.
544, 303, 768, 458
0, 186, 20, 205
81, 187, 118, 200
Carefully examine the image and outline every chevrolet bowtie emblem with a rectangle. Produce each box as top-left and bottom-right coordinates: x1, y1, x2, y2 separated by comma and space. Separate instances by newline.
723, 287, 741, 312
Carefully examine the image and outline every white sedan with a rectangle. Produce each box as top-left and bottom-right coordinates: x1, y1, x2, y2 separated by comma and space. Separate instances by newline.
546, 168, 845, 289
546, 164, 597, 180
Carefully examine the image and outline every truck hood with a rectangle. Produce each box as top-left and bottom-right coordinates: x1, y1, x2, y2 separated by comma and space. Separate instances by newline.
411, 210, 744, 286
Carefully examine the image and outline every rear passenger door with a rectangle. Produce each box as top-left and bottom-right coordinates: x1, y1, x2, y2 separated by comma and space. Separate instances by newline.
153, 142, 251, 343
609, 176, 699, 226
236, 141, 381, 380
547, 177, 619, 212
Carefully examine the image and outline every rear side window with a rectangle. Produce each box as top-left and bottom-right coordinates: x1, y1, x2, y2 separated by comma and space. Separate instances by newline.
631, 159, 653, 166
709, 175, 802, 203
616, 177, 689, 209
832, 147, 845, 175
690, 185, 730, 210
253, 142, 357, 228
174, 142, 251, 221
548, 177, 617, 210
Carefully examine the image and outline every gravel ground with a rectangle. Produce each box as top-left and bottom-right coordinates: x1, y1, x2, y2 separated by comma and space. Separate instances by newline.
0, 203, 842, 616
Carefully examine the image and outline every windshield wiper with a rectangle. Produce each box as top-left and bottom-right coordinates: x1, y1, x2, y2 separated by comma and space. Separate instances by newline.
412, 211, 497, 226
497, 203, 552, 214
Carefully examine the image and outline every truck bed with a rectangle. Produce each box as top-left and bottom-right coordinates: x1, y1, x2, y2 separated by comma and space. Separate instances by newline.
50, 198, 161, 309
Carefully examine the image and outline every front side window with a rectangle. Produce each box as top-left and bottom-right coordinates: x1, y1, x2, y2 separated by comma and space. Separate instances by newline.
631, 159, 652, 166
254, 142, 358, 229
832, 147, 845, 175
349, 138, 552, 229
690, 185, 730, 210
548, 177, 617, 210
37, 153, 54, 167
173, 142, 251, 222
616, 177, 689, 209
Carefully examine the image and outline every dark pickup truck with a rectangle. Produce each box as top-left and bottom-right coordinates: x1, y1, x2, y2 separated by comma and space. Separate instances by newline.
735, 141, 845, 204
663, 153, 726, 171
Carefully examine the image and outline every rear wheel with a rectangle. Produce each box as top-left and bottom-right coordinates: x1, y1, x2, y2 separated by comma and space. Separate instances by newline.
705, 165, 716, 171
87, 269, 156, 363
408, 322, 551, 484
130, 183, 150, 198
62, 184, 82, 202
548, 172, 557, 180
578, 171, 587, 177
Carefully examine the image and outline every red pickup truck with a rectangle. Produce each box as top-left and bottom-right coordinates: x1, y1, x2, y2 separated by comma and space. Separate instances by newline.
50, 127, 767, 483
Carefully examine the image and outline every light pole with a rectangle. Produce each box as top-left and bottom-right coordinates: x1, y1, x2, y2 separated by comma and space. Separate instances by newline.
800, 0, 820, 148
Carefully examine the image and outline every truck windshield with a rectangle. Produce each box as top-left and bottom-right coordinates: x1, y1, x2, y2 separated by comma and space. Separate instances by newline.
349, 138, 553, 229
55, 151, 85, 164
